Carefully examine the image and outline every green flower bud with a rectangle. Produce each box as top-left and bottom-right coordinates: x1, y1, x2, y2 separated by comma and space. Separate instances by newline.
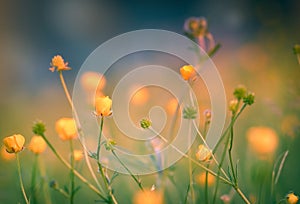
32, 121, 46, 136
233, 85, 247, 100
243, 92, 255, 105
140, 118, 152, 129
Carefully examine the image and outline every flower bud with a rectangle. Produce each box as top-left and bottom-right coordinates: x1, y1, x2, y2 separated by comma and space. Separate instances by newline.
140, 118, 152, 129
28, 135, 47, 154
233, 85, 247, 100
229, 99, 239, 113
183, 106, 197, 119
32, 121, 46, 136
95, 96, 112, 117
243, 92, 255, 105
195, 144, 212, 162
180, 65, 196, 81
286, 192, 299, 204
3, 134, 25, 154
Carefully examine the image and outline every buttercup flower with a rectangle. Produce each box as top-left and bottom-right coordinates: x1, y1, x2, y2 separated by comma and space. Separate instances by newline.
95, 96, 112, 116
49, 55, 71, 72
286, 192, 299, 204
195, 144, 212, 162
247, 126, 278, 157
180, 65, 196, 80
1, 146, 15, 160
55, 118, 78, 141
80, 71, 106, 92
73, 150, 84, 161
196, 172, 215, 186
133, 189, 163, 204
28, 135, 47, 154
3, 134, 25, 153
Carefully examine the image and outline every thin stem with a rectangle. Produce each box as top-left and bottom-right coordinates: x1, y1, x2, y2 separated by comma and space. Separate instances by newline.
30, 154, 39, 204
69, 140, 75, 204
59, 71, 104, 193
16, 154, 29, 204
213, 104, 247, 154
187, 121, 195, 204
149, 128, 231, 185
204, 163, 210, 204
192, 120, 230, 180
111, 150, 144, 191
228, 115, 237, 185
96, 116, 118, 204
54, 187, 70, 198
235, 187, 251, 204
39, 134, 108, 202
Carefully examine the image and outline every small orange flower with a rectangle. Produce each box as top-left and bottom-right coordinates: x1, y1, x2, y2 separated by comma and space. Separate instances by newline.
73, 150, 83, 161
195, 144, 212, 162
1, 146, 15, 160
180, 65, 196, 80
286, 192, 299, 204
28, 135, 47, 154
49, 55, 71, 72
247, 126, 278, 157
3, 134, 25, 153
133, 189, 163, 204
55, 118, 78, 141
131, 88, 149, 105
95, 96, 112, 116
80, 72, 106, 92
196, 172, 215, 186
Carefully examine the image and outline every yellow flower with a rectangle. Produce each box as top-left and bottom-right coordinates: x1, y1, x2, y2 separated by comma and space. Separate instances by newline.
180, 65, 196, 80
73, 150, 83, 161
49, 55, 71, 72
80, 71, 106, 92
133, 189, 163, 204
3, 134, 25, 153
95, 96, 112, 116
195, 144, 212, 162
28, 135, 47, 154
131, 88, 149, 106
55, 118, 78, 141
286, 192, 299, 204
1, 146, 15, 160
247, 126, 278, 158
196, 172, 215, 186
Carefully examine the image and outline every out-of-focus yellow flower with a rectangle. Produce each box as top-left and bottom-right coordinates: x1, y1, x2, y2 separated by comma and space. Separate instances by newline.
166, 98, 179, 114
1, 146, 15, 160
55, 118, 78, 141
286, 192, 299, 204
196, 172, 215, 186
195, 144, 212, 162
3, 134, 25, 153
247, 126, 278, 157
95, 96, 112, 116
133, 189, 163, 204
28, 136, 47, 154
131, 88, 149, 105
49, 55, 71, 72
80, 72, 106, 92
180, 65, 196, 80
281, 115, 299, 138
73, 150, 83, 161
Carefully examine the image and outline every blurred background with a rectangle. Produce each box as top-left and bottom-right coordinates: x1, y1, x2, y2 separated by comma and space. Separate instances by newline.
0, 0, 299, 203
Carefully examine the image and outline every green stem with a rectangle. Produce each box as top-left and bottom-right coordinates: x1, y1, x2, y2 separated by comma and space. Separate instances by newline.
187, 121, 195, 204
204, 163, 210, 204
30, 154, 39, 204
213, 104, 247, 154
96, 117, 118, 204
111, 150, 144, 191
16, 154, 29, 204
70, 140, 75, 204
54, 187, 70, 198
228, 115, 237, 185
39, 134, 108, 202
